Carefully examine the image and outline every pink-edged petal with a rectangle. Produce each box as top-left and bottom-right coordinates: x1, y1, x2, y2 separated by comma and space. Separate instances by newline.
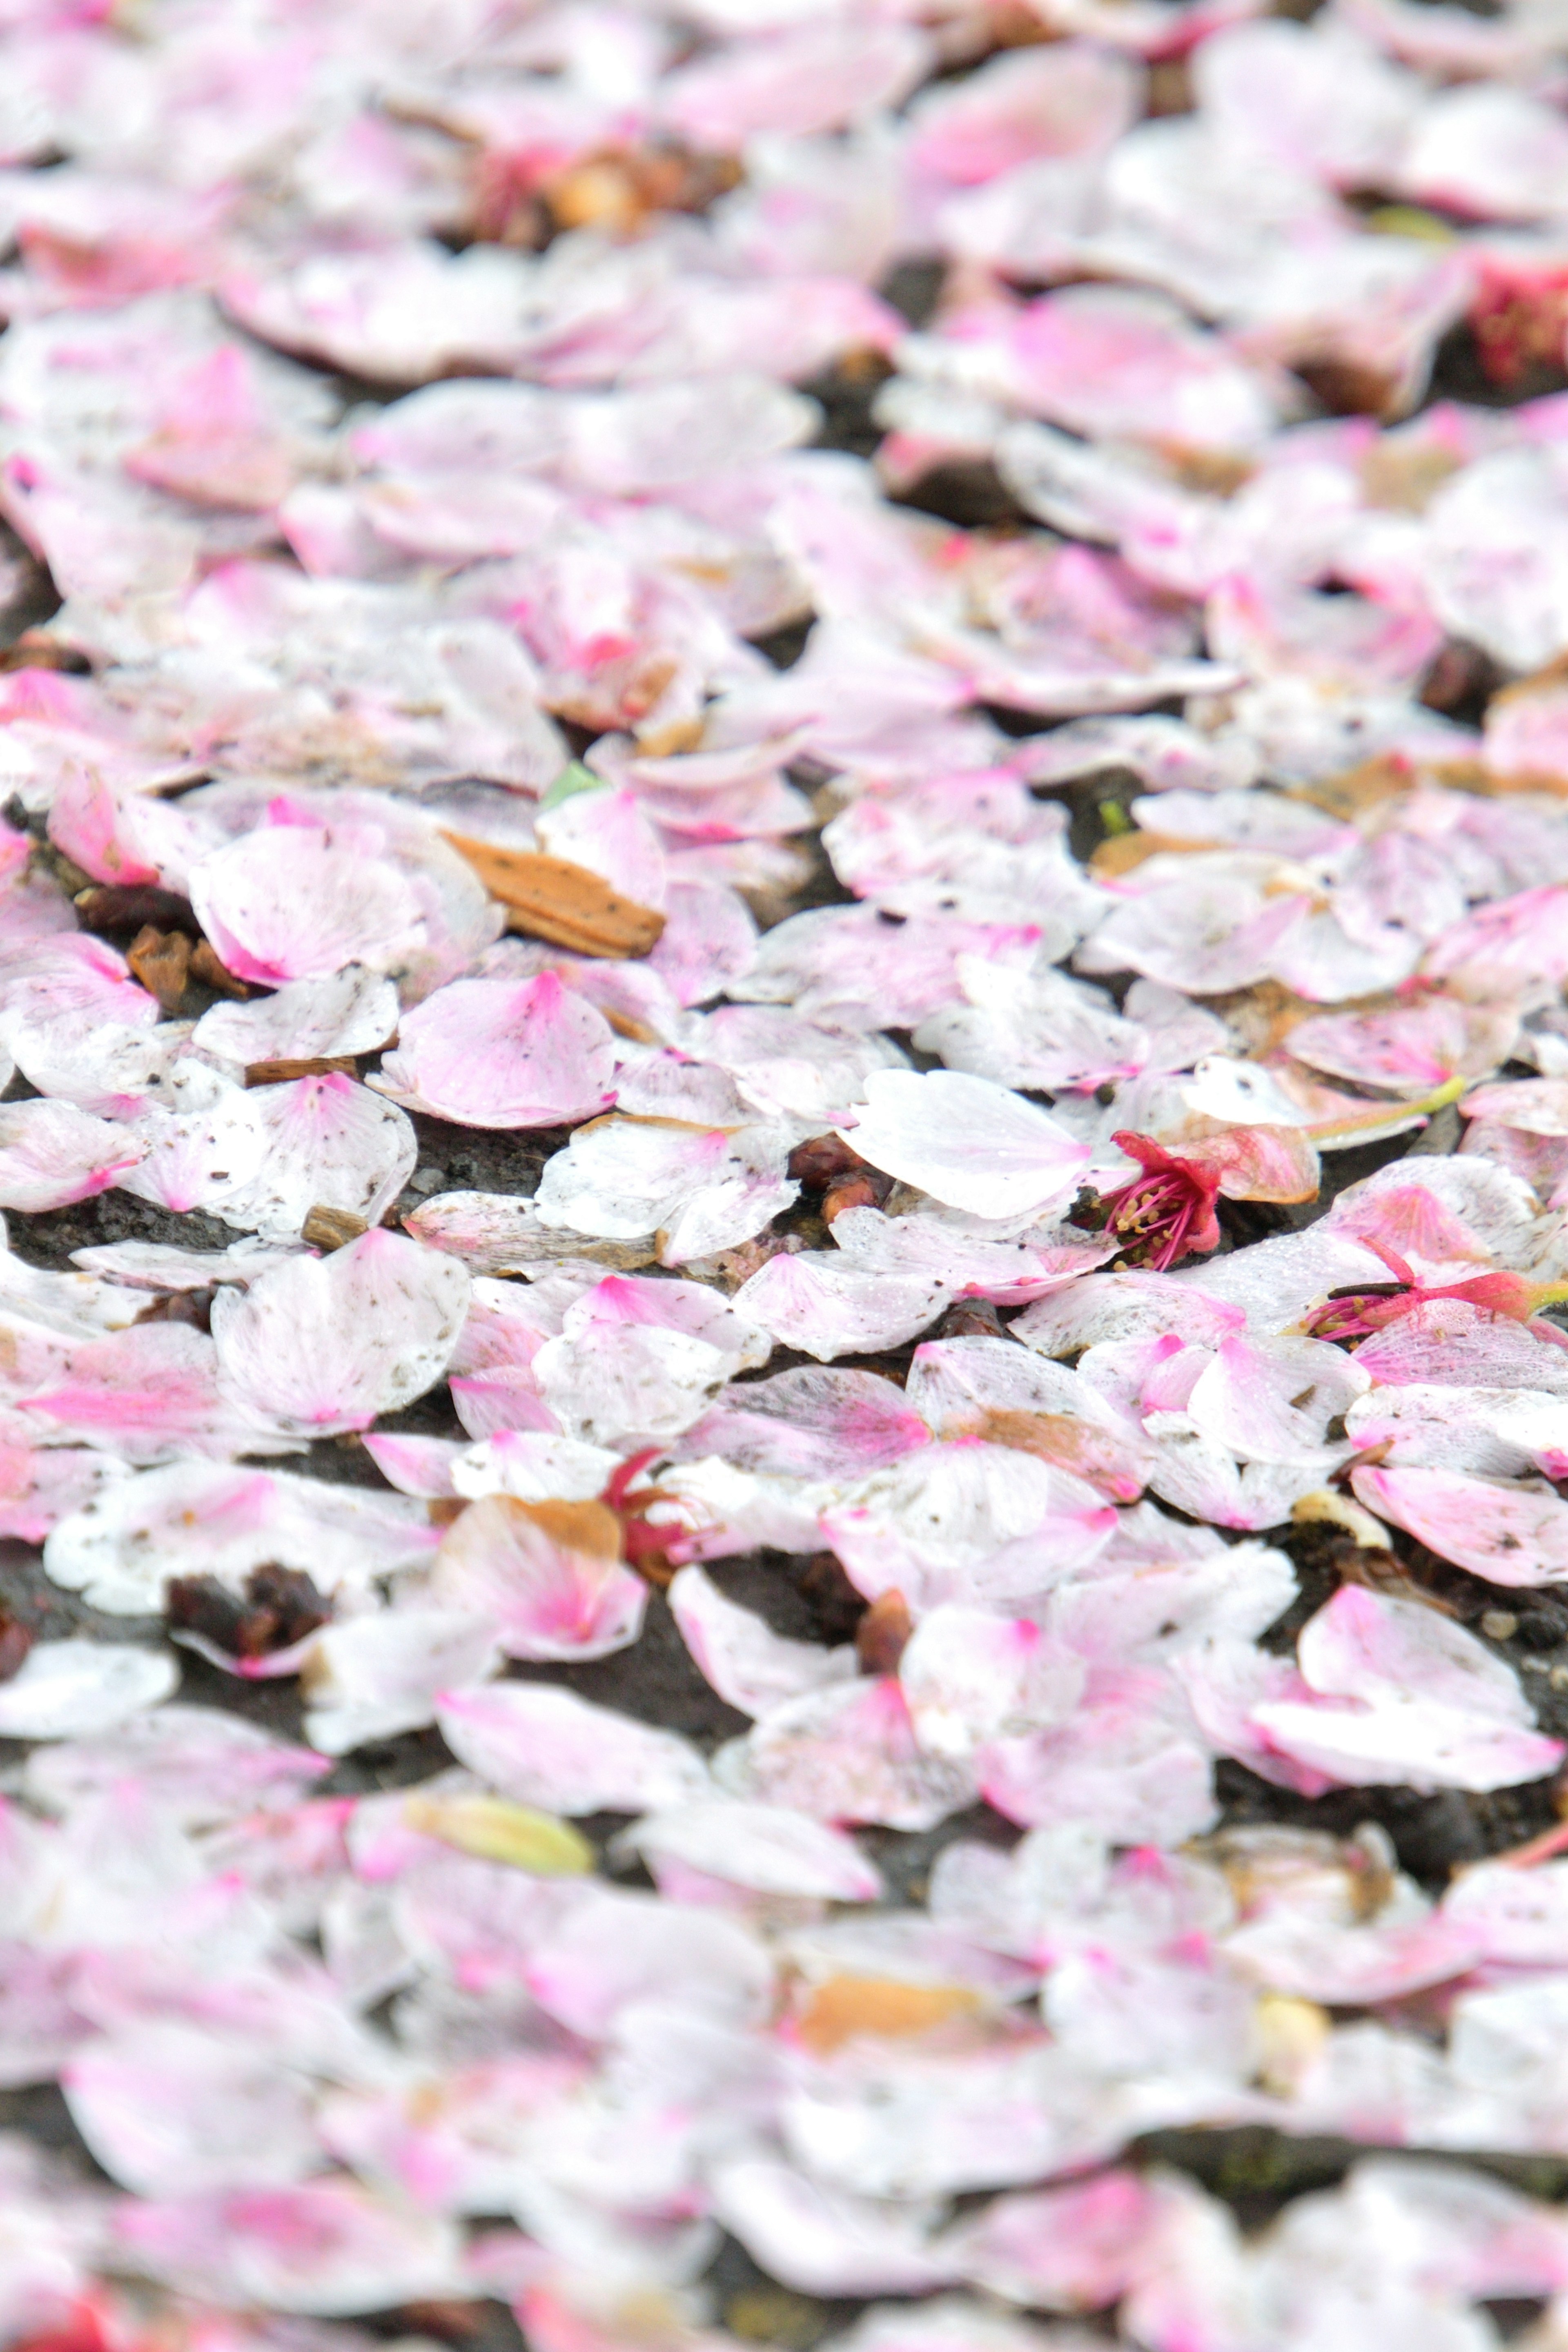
1352, 1462, 1568, 1586
837, 1069, 1089, 1221
521, 1884, 773, 2038
436, 1681, 710, 1813
0, 1440, 130, 1544
720, 1675, 978, 1831
619, 1800, 883, 1905
899, 1605, 1085, 1759
668, 1563, 857, 1719
1290, 998, 1518, 1098
1171, 1121, 1320, 1204
116, 1091, 272, 1216
43, 1459, 439, 1615
1353, 1299, 1568, 1392
219, 1073, 416, 1241
532, 1113, 798, 1263
1184, 1334, 1368, 1468
0, 1100, 146, 1213
15, 1323, 290, 1465
63, 2024, 323, 2197
675, 1366, 931, 1481
430, 1495, 646, 1662
1011, 1269, 1246, 1356
734, 1249, 949, 1361
192, 967, 401, 1066
369, 972, 617, 1129
1253, 1585, 1564, 1791
820, 1442, 1116, 1613
976, 1667, 1218, 1844
360, 1432, 468, 1497
210, 1229, 469, 1436
708, 2156, 960, 2299
189, 821, 428, 987
303, 1609, 502, 1753
108, 2178, 463, 2313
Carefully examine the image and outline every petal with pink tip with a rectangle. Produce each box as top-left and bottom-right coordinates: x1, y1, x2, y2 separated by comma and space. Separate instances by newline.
0, 1099, 146, 1213
430, 1495, 647, 1662
837, 1069, 1089, 1221
668, 1564, 857, 1719
189, 822, 427, 987
1352, 1462, 1568, 1586
368, 972, 616, 1129
211, 1229, 469, 1436
437, 1681, 710, 1814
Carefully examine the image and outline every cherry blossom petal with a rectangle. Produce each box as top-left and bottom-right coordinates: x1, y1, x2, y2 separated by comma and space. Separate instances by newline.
303, 1610, 503, 1754
191, 967, 400, 1066
619, 1800, 883, 1903
369, 973, 617, 1129
668, 1564, 858, 1718
210, 1229, 470, 1436
63, 2024, 323, 2196
0, 1100, 146, 1214
188, 822, 428, 988
429, 1496, 647, 1662
1351, 1462, 1568, 1587
0, 1640, 176, 1740
44, 1460, 439, 1615
837, 1071, 1090, 1221
436, 1682, 711, 1813
216, 1075, 416, 1242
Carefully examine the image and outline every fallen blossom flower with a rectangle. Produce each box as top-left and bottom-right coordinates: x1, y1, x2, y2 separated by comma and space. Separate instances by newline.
1081, 1130, 1224, 1271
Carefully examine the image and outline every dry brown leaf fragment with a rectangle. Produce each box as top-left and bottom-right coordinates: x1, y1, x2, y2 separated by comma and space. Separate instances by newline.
245, 1056, 359, 1086
795, 1973, 984, 2054
855, 1589, 912, 1675
190, 938, 250, 997
1089, 827, 1221, 880
127, 923, 192, 1012
0, 1610, 33, 1683
301, 1205, 370, 1251
440, 831, 666, 958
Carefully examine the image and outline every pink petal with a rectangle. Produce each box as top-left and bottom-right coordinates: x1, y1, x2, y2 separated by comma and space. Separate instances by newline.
436, 1681, 710, 1813
430, 1496, 646, 1662
370, 972, 617, 1129
210, 1229, 469, 1436
668, 1564, 857, 1718
1352, 1462, 1568, 1586
837, 1069, 1090, 1221
0, 1099, 146, 1212
189, 821, 427, 987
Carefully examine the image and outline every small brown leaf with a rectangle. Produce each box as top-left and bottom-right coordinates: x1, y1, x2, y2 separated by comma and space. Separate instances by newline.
190, 938, 250, 997
0, 1611, 33, 1683
510, 1495, 626, 1561
167, 1565, 329, 1660
855, 1588, 912, 1677
302, 1205, 369, 1251
75, 884, 196, 934
127, 924, 192, 1013
822, 1173, 884, 1222
441, 830, 666, 959
1090, 828, 1219, 879
795, 1974, 982, 2055
245, 1056, 359, 1087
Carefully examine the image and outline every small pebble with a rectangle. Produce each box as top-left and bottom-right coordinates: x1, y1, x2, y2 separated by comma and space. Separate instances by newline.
408, 1166, 447, 1194
1481, 1610, 1519, 1642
